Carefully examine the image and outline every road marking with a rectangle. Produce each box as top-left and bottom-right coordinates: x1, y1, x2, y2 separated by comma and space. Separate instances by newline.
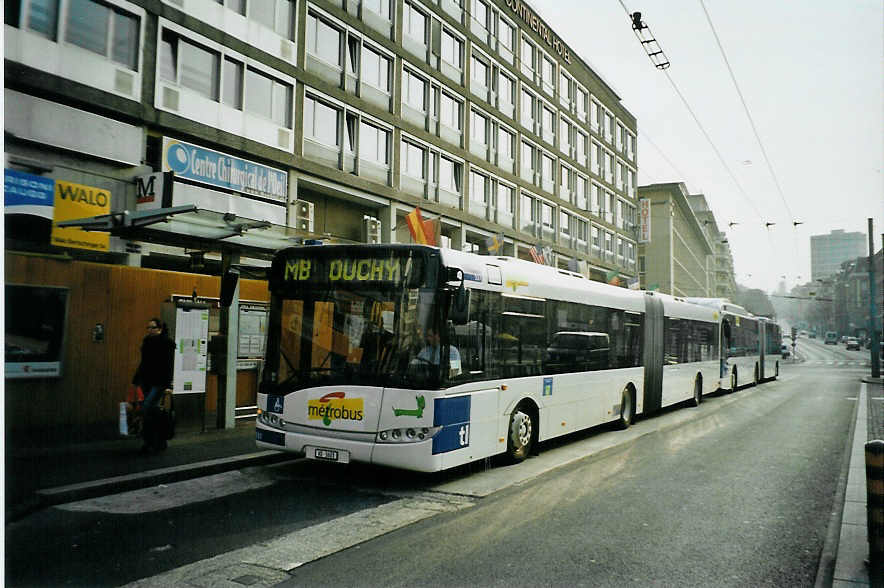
123, 493, 475, 587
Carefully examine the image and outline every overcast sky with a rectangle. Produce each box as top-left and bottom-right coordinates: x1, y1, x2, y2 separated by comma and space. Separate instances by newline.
531, 0, 883, 293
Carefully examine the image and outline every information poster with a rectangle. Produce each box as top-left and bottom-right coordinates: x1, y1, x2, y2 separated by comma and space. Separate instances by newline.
238, 305, 268, 358
173, 306, 209, 394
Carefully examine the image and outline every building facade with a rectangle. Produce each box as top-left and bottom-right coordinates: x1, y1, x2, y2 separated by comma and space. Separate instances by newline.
4, 0, 641, 433
5, 0, 640, 279
637, 182, 714, 297
810, 229, 867, 282
687, 193, 736, 300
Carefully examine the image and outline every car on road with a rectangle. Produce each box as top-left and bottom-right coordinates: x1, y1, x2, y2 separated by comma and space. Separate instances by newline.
809, 332, 816, 339
846, 337, 861, 351
825, 331, 838, 345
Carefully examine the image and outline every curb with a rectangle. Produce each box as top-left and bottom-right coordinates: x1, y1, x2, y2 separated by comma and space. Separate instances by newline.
9, 451, 295, 522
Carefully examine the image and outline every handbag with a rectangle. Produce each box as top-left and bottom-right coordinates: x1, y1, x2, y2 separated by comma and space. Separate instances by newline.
125, 384, 144, 436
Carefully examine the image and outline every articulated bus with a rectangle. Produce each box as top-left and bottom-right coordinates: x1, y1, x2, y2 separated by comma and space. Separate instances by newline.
255, 245, 769, 472
685, 298, 781, 389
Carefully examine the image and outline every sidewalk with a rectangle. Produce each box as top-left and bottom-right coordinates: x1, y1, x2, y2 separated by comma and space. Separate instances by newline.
5, 420, 292, 523
826, 375, 884, 587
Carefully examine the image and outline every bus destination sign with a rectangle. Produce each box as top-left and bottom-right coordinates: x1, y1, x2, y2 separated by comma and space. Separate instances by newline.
283, 257, 402, 283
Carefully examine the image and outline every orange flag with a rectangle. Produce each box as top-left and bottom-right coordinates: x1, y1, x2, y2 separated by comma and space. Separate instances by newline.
405, 207, 437, 246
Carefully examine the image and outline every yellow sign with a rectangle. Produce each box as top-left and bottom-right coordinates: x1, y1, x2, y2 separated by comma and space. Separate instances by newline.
51, 180, 110, 251
307, 392, 365, 427
284, 258, 401, 283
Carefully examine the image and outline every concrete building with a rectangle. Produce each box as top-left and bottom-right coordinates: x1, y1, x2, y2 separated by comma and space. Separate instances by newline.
5, 0, 640, 280
811, 229, 866, 281
687, 193, 736, 301
637, 182, 714, 297
4, 0, 641, 434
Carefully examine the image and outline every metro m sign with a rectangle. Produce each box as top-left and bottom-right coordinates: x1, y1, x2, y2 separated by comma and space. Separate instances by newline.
135, 171, 173, 211
638, 198, 651, 243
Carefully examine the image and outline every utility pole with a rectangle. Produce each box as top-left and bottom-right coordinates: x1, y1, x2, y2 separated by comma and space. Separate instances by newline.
869, 218, 880, 378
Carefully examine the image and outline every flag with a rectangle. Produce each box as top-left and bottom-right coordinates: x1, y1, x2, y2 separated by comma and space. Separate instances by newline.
606, 270, 620, 286
485, 232, 504, 254
627, 277, 641, 290
528, 245, 545, 265
541, 245, 554, 266
405, 207, 437, 246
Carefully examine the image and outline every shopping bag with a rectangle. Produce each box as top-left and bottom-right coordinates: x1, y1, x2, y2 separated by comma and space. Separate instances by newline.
125, 384, 144, 437
119, 402, 129, 436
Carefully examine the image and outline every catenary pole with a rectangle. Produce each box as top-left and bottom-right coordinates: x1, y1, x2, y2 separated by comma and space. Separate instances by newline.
869, 219, 879, 378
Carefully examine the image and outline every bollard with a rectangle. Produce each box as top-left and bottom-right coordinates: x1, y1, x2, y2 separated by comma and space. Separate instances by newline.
866, 440, 884, 568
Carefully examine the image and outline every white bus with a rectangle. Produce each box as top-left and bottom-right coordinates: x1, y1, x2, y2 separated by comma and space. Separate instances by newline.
254, 245, 734, 472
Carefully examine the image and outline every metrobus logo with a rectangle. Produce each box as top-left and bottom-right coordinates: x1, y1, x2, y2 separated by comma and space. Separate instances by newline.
307, 392, 365, 427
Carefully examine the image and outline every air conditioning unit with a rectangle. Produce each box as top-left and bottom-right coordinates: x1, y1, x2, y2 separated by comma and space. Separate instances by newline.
363, 217, 381, 244
293, 199, 314, 232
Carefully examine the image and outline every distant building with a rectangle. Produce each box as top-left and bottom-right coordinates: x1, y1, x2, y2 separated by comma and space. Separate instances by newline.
811, 229, 866, 281
687, 193, 736, 301
637, 183, 713, 297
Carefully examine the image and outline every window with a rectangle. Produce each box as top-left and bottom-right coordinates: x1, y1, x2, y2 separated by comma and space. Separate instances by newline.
576, 131, 587, 163
471, 110, 488, 145
560, 211, 571, 237
441, 28, 462, 69
402, 140, 427, 179
471, 54, 490, 88
542, 152, 555, 185
361, 44, 390, 91
306, 12, 342, 66
363, 0, 391, 18
541, 104, 555, 143
439, 156, 462, 192
520, 88, 535, 128
359, 121, 389, 165
497, 70, 515, 106
402, 68, 427, 111
591, 141, 602, 175
245, 67, 292, 127
403, 2, 427, 43
498, 183, 515, 217
541, 201, 554, 233
560, 164, 572, 195
520, 140, 536, 180
439, 91, 462, 129
576, 86, 588, 120
521, 193, 537, 232
498, 126, 514, 160
223, 58, 243, 108
592, 183, 602, 214
498, 17, 515, 57
591, 225, 601, 251
161, 32, 220, 100
520, 36, 535, 77
472, 0, 489, 33
616, 123, 625, 152
577, 218, 588, 243
54, 0, 140, 70
605, 231, 614, 256
576, 175, 588, 210
627, 132, 636, 160
559, 117, 571, 154
559, 72, 571, 104
541, 55, 554, 94
605, 111, 615, 142
617, 161, 625, 191
470, 171, 488, 204
249, 0, 294, 39
590, 99, 601, 131
605, 152, 615, 183
304, 95, 339, 146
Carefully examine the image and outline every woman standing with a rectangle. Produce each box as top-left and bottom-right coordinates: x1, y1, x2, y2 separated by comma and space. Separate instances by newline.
133, 318, 175, 452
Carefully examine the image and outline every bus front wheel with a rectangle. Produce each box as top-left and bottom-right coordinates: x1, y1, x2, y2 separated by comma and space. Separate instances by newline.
617, 387, 635, 429
506, 404, 535, 463
730, 368, 738, 392
689, 377, 702, 407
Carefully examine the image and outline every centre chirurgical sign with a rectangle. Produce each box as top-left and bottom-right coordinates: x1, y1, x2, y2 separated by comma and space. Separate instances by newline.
162, 138, 288, 202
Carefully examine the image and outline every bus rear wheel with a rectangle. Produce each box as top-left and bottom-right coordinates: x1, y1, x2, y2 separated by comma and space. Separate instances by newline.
617, 387, 635, 429
754, 363, 760, 386
506, 404, 535, 463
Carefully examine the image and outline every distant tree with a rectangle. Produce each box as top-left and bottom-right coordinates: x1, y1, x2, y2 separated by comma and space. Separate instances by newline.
734, 285, 776, 318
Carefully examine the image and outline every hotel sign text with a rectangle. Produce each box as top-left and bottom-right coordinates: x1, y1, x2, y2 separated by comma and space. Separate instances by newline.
505, 0, 572, 65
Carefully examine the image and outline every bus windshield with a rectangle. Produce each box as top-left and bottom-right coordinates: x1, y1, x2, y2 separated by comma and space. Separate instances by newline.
262, 246, 447, 392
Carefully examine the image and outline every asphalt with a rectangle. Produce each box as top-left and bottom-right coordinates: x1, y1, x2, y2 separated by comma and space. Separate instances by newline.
5, 374, 884, 587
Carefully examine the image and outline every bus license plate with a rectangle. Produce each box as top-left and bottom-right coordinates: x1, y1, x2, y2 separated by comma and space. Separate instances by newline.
312, 447, 349, 463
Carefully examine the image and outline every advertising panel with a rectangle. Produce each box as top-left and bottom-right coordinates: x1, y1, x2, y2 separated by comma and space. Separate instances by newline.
172, 305, 210, 394
51, 180, 110, 251
639, 197, 651, 243
4, 169, 55, 219
5, 285, 69, 379
162, 138, 287, 202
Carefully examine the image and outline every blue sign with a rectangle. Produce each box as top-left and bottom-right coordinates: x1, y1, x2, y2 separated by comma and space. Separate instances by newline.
162, 138, 287, 202
543, 377, 553, 396
4, 169, 55, 218
432, 396, 471, 454
267, 395, 284, 413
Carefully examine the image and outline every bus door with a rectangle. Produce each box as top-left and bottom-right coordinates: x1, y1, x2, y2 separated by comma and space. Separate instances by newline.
642, 294, 664, 415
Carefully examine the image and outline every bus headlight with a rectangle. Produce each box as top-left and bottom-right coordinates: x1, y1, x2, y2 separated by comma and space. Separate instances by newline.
376, 426, 440, 443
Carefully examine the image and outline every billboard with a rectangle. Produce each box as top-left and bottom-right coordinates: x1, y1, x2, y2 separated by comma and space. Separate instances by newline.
5, 285, 69, 379
51, 180, 111, 251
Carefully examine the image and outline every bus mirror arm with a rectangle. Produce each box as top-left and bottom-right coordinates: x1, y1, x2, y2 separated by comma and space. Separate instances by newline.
447, 268, 470, 325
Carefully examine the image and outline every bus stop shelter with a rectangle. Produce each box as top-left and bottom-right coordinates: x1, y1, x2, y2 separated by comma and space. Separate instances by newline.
58, 204, 304, 429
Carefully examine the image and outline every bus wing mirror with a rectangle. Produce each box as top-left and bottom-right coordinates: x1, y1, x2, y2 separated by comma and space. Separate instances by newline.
220, 267, 240, 307
450, 286, 470, 325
